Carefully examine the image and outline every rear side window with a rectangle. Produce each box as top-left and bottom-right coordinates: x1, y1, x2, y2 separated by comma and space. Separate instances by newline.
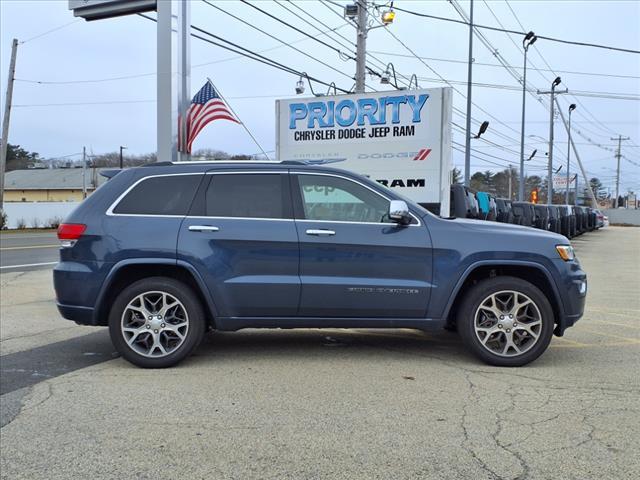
205, 173, 289, 219
113, 174, 202, 215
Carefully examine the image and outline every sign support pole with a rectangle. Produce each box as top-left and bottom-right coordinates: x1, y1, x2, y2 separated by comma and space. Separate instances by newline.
156, 0, 174, 162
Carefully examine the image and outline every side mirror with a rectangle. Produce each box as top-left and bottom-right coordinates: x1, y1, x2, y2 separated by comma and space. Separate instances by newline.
389, 200, 411, 225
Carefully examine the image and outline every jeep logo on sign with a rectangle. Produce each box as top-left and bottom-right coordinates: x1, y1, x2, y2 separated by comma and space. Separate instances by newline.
376, 178, 426, 188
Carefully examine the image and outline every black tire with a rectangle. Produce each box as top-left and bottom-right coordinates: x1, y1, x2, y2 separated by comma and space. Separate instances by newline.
108, 276, 206, 368
457, 276, 554, 367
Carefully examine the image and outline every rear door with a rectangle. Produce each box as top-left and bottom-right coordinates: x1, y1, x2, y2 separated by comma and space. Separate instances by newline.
291, 172, 433, 319
178, 171, 300, 318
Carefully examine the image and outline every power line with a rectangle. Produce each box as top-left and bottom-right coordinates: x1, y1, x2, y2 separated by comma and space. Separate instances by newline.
390, 4, 640, 54
367, 50, 640, 80
20, 19, 81, 44
202, 0, 360, 87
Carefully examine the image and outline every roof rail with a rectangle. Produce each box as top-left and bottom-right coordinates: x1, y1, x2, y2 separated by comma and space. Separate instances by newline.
165, 158, 346, 166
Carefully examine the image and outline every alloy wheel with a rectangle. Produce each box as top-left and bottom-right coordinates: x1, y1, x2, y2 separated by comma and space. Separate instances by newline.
121, 291, 189, 358
473, 290, 543, 357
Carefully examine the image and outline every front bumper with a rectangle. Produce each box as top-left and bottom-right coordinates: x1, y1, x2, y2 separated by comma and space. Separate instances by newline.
554, 261, 587, 336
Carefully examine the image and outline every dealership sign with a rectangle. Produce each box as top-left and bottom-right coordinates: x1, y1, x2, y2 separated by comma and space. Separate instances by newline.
69, 0, 156, 21
553, 175, 576, 190
276, 88, 452, 210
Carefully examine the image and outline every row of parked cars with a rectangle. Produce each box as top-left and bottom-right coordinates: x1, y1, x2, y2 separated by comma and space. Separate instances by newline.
450, 185, 605, 238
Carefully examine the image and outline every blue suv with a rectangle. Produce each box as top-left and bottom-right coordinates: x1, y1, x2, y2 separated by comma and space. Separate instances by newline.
54, 161, 587, 368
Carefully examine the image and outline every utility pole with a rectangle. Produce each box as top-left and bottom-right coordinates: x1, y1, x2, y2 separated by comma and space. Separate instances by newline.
463, 0, 474, 187
538, 78, 567, 204
518, 32, 537, 201
611, 135, 629, 208
508, 164, 513, 200
82, 146, 87, 199
355, 0, 368, 93
0, 38, 18, 210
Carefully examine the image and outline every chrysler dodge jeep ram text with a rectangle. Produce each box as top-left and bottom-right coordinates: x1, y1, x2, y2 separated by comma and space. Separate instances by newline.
54, 161, 587, 368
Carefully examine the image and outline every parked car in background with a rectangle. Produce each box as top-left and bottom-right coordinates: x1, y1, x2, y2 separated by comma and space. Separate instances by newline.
547, 206, 562, 234
450, 185, 479, 219
512, 202, 538, 227
533, 205, 551, 230
495, 198, 513, 224
476, 192, 497, 221
54, 160, 587, 368
594, 209, 605, 229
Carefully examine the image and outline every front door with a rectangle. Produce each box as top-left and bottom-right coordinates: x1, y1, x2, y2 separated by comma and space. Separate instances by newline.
291, 172, 433, 318
178, 171, 300, 318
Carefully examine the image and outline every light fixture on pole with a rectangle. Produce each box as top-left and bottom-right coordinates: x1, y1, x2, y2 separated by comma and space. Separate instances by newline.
295, 74, 306, 95
472, 121, 489, 139
565, 103, 576, 204
518, 31, 537, 201
381, 2, 395, 25
380, 63, 399, 89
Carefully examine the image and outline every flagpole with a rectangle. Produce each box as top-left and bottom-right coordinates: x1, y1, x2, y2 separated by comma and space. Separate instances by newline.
206, 78, 271, 160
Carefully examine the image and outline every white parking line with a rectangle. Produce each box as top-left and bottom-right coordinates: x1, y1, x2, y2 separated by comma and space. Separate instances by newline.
0, 245, 59, 251
0, 262, 58, 270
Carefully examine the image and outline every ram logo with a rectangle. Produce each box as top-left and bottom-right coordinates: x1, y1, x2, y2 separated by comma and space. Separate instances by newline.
376, 178, 426, 188
413, 148, 432, 161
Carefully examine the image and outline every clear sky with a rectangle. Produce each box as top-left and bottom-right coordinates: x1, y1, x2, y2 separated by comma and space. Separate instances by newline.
1, 0, 639, 193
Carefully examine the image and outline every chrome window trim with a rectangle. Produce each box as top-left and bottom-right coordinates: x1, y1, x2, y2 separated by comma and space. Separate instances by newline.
106, 170, 423, 227
292, 171, 422, 227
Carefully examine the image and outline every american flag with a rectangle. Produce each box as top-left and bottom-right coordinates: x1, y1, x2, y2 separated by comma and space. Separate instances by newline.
180, 80, 239, 153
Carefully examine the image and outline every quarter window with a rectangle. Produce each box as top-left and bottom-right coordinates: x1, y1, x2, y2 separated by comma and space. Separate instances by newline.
205, 174, 288, 219
297, 174, 391, 223
113, 175, 202, 215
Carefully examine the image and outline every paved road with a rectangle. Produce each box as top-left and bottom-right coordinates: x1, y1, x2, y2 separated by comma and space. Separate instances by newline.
0, 232, 59, 271
1, 227, 638, 480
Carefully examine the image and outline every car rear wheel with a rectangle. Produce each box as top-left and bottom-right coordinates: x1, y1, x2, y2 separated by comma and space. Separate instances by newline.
108, 277, 205, 368
457, 276, 554, 367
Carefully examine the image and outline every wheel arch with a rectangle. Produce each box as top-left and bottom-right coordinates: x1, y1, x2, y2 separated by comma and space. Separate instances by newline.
93, 259, 218, 327
443, 261, 565, 335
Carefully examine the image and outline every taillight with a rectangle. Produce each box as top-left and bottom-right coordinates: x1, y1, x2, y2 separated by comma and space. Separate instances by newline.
57, 223, 86, 247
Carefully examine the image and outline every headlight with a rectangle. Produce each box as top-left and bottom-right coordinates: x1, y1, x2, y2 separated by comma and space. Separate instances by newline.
556, 245, 575, 261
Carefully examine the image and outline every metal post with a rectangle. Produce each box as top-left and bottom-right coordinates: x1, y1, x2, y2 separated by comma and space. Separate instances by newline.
355, 0, 368, 93
463, 0, 474, 187
508, 164, 512, 200
82, 146, 87, 199
565, 109, 572, 204
547, 90, 555, 204
0, 38, 18, 209
611, 135, 629, 207
177, 0, 190, 160
518, 45, 528, 201
574, 174, 579, 206
157, 0, 175, 162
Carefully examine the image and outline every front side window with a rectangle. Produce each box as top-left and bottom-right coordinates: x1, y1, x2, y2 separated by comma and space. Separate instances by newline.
205, 173, 288, 219
113, 174, 202, 215
297, 174, 391, 223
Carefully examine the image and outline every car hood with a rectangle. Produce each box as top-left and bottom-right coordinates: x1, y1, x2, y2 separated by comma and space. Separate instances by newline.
438, 217, 568, 243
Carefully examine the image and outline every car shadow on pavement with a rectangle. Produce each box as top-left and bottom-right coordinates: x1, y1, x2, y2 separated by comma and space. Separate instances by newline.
0, 330, 117, 396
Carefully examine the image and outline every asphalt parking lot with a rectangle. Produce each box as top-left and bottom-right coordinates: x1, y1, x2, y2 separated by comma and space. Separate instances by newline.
1, 226, 638, 480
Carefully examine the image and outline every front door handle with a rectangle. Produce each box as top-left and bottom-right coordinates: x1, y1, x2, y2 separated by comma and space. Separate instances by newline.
305, 229, 335, 236
188, 225, 220, 232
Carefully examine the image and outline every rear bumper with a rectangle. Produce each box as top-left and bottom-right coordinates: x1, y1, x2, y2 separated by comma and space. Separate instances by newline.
56, 302, 97, 326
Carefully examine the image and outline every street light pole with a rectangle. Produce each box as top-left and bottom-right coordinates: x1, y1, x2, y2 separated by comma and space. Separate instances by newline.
565, 104, 576, 204
610, 135, 630, 207
538, 77, 567, 204
518, 32, 537, 201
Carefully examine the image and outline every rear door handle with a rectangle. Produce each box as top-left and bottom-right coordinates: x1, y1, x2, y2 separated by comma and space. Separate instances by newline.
188, 225, 220, 232
305, 229, 335, 236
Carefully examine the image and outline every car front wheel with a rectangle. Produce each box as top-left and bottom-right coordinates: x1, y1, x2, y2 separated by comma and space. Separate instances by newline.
457, 276, 554, 367
108, 277, 206, 368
